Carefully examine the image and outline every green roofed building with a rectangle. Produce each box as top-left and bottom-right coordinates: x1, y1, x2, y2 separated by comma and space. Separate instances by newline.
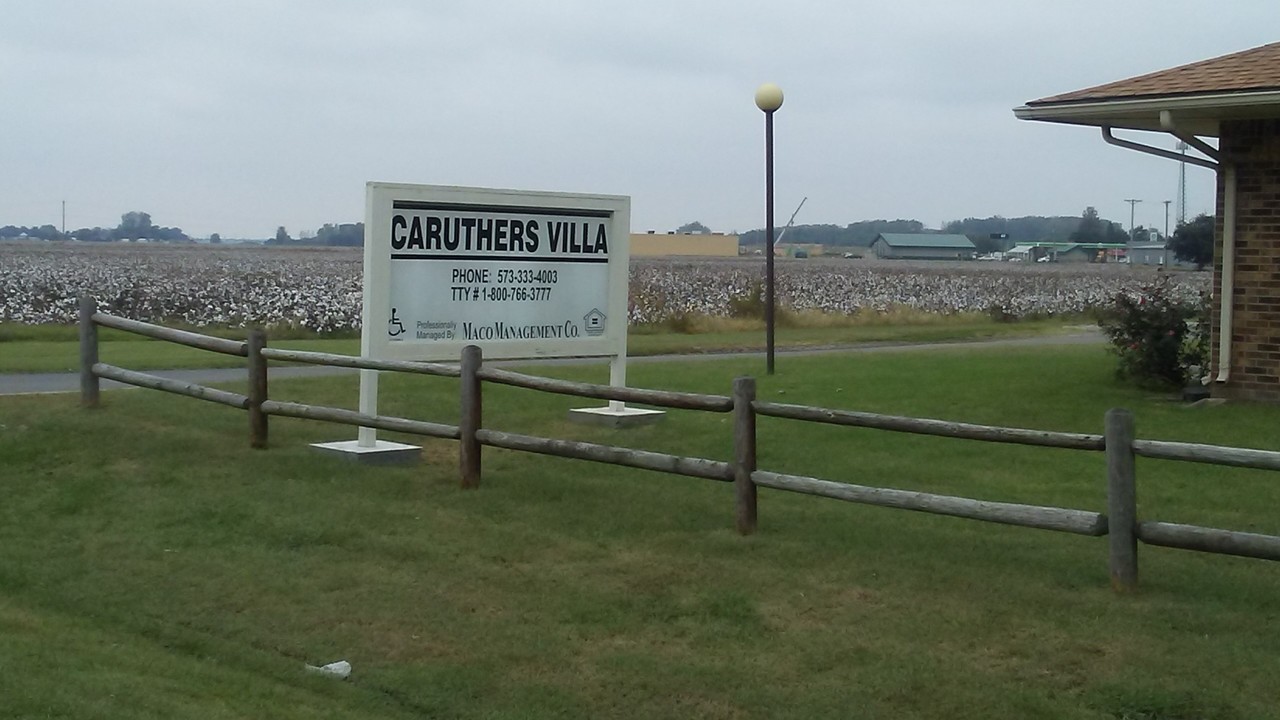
870, 233, 976, 260
1008, 242, 1127, 263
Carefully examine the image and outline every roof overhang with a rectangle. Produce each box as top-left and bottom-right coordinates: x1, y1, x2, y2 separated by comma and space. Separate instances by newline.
1013, 90, 1280, 137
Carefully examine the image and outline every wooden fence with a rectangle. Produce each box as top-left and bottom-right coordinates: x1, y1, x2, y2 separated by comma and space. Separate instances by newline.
77, 296, 1280, 592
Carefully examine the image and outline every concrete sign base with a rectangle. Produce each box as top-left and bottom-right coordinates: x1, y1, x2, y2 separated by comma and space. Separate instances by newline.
568, 406, 665, 429
310, 439, 422, 466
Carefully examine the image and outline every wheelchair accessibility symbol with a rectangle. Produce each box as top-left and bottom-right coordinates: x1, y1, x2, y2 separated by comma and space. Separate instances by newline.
387, 307, 406, 338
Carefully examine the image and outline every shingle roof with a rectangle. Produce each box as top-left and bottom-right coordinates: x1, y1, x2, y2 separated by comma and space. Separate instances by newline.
1014, 42, 1280, 135
1027, 41, 1280, 106
874, 233, 975, 249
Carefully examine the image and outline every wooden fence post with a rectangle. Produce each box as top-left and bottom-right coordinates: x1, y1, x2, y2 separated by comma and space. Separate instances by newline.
1105, 408, 1138, 592
733, 376, 758, 534
78, 294, 99, 408
247, 328, 268, 449
459, 344, 483, 489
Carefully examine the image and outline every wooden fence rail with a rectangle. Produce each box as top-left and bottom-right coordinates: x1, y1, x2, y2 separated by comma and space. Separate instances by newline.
93, 362, 251, 409
259, 347, 461, 378
754, 400, 1106, 451
751, 470, 1109, 536
476, 429, 735, 482
260, 400, 460, 440
75, 298, 1280, 593
1132, 439, 1280, 471
1136, 521, 1280, 562
94, 312, 248, 357
477, 366, 734, 412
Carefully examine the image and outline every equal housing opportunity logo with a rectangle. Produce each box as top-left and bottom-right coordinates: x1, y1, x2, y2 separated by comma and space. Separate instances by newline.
583, 309, 606, 336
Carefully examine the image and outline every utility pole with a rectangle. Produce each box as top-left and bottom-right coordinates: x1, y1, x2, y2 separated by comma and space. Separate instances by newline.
1176, 141, 1188, 225
1162, 200, 1172, 267
1124, 199, 1142, 242
61, 200, 66, 235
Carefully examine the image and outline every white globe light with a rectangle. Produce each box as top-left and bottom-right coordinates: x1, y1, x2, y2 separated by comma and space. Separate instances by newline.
754, 83, 784, 112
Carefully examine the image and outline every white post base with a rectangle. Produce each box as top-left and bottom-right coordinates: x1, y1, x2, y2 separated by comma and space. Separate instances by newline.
310, 439, 421, 465
568, 406, 666, 429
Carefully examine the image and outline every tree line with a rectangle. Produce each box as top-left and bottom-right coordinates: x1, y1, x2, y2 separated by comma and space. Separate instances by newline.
0, 211, 190, 243
3, 207, 1214, 264
0, 212, 364, 247
267, 223, 363, 247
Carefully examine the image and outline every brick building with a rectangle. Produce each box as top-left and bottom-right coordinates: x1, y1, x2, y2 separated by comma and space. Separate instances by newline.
1016, 42, 1280, 401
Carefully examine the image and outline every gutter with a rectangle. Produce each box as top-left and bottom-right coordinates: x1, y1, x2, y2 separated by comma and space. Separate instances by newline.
1013, 89, 1280, 131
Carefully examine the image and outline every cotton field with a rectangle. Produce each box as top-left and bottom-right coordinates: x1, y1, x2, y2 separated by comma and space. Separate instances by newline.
627, 256, 1209, 323
1, 243, 363, 332
0, 242, 1209, 330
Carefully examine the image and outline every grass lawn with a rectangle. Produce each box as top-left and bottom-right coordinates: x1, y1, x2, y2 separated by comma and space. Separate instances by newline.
0, 317, 1080, 374
2, 344, 1278, 718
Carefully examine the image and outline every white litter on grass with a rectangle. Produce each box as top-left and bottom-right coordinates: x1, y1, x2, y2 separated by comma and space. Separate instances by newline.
305, 660, 351, 679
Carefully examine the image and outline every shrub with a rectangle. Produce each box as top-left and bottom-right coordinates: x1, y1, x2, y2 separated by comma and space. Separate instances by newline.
1097, 279, 1208, 389
728, 282, 765, 319
986, 302, 1018, 323
662, 311, 698, 334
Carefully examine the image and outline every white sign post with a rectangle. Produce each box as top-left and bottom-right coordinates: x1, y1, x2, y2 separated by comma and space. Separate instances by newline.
314, 182, 655, 462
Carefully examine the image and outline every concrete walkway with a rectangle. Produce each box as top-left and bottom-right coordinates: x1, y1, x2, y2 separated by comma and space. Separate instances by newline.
0, 330, 1104, 396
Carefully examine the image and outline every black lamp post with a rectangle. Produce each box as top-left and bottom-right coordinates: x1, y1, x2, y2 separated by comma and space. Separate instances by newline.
755, 83, 784, 374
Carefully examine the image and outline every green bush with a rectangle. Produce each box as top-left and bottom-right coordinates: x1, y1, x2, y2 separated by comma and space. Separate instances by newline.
728, 281, 765, 319
1098, 279, 1208, 389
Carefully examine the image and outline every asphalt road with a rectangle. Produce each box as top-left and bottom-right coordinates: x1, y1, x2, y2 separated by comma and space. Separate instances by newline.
0, 331, 1104, 397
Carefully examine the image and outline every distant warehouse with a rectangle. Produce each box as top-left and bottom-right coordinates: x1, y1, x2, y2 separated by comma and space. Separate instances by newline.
630, 232, 739, 257
870, 233, 976, 260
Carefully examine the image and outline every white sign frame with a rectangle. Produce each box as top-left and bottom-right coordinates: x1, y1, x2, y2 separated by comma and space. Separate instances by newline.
363, 182, 630, 363
356, 182, 632, 447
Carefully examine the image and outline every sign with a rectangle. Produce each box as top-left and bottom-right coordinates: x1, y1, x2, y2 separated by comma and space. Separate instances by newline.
363, 183, 630, 362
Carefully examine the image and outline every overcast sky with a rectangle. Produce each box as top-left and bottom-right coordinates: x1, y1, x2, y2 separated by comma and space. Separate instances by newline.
3, 1, 1277, 239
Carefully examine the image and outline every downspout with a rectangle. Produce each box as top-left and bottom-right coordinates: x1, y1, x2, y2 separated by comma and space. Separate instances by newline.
1217, 163, 1236, 383
1100, 126, 1218, 169
1162, 111, 1234, 383
1099, 116, 1233, 383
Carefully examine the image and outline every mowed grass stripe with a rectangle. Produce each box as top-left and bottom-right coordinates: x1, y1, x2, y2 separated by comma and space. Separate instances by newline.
0, 315, 1078, 374
1, 345, 1277, 719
